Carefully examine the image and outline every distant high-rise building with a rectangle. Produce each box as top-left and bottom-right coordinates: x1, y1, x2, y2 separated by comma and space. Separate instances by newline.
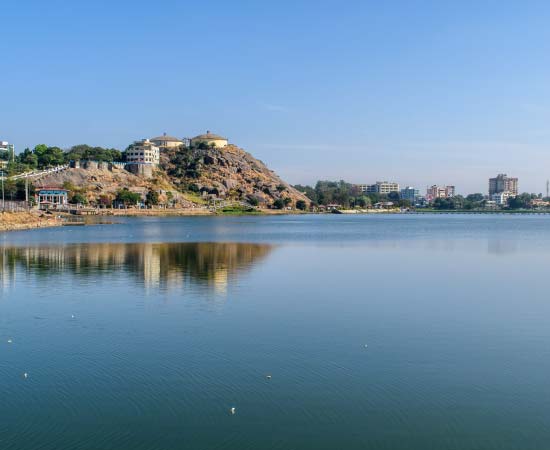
489, 174, 518, 196
364, 181, 400, 194
426, 185, 455, 201
400, 186, 420, 203
0, 140, 15, 169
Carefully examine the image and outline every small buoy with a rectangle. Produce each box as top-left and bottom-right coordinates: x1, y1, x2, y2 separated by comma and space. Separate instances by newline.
71, 315, 75, 319
230, 407, 236, 415
364, 344, 368, 348
23, 373, 28, 379
7, 339, 12, 344
266, 375, 272, 379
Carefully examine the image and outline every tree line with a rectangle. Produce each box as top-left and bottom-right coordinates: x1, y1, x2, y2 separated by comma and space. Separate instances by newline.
2, 144, 124, 175
294, 180, 547, 210
293, 180, 411, 208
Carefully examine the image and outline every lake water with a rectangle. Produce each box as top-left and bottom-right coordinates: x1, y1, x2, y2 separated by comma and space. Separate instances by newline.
1, 214, 550, 449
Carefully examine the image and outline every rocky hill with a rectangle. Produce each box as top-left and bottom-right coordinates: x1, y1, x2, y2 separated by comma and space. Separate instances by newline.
35, 145, 308, 208
161, 145, 308, 206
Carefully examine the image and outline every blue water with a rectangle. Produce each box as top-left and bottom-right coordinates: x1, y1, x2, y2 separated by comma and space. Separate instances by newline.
1, 214, 550, 449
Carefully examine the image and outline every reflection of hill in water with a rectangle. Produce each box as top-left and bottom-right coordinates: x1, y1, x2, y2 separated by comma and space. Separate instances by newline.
0, 243, 273, 291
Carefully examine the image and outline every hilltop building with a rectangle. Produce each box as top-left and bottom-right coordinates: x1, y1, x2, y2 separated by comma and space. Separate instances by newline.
190, 131, 228, 148
126, 139, 160, 165
150, 133, 183, 150
489, 174, 518, 196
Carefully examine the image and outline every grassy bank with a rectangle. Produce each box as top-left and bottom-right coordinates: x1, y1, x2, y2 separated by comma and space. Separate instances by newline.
0, 211, 62, 232
105, 208, 213, 217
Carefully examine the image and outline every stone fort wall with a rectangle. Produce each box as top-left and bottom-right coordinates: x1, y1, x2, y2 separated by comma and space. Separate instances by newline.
69, 160, 154, 178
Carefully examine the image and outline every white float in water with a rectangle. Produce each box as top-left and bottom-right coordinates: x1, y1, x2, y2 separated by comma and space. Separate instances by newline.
23, 373, 28, 379
230, 407, 236, 415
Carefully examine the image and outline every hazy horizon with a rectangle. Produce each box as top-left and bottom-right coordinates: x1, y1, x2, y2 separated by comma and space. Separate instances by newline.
2, 1, 550, 194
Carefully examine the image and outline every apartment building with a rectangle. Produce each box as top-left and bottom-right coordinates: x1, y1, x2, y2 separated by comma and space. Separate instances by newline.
126, 139, 160, 165
489, 174, 518, 196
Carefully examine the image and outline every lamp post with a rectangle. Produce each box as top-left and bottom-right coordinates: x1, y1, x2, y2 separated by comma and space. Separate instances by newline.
1, 170, 4, 211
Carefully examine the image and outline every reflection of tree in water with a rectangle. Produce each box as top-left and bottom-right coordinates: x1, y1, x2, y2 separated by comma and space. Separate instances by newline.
0, 243, 273, 291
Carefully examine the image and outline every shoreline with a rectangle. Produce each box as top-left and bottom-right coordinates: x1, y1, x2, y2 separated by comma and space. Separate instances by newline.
3, 208, 549, 233
0, 208, 306, 232
0, 211, 62, 232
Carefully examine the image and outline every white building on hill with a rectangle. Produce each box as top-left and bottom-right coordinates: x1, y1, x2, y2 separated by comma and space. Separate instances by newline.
126, 139, 160, 165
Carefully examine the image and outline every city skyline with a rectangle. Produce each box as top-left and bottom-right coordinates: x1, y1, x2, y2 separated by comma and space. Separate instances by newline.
0, 137, 538, 197
2, 1, 550, 193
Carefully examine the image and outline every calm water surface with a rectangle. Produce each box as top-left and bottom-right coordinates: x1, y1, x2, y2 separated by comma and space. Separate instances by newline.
1, 214, 550, 449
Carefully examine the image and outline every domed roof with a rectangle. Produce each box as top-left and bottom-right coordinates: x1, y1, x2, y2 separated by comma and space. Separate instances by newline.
192, 130, 227, 141
150, 133, 182, 142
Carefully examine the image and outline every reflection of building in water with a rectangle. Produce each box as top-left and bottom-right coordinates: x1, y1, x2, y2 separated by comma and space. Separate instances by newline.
212, 267, 228, 295
0, 248, 17, 291
0, 242, 273, 293
142, 244, 161, 288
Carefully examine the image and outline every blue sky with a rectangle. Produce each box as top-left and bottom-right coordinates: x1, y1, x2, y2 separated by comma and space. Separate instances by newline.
2, 0, 550, 193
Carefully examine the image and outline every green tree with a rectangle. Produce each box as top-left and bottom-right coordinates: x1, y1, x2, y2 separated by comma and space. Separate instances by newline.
296, 199, 308, 210
166, 191, 174, 206
293, 184, 317, 204
507, 193, 532, 209
146, 190, 160, 206
18, 148, 38, 169
116, 188, 141, 206
64, 144, 123, 163
358, 196, 372, 208
433, 197, 452, 210
247, 195, 259, 206
272, 198, 285, 209
466, 193, 484, 202
387, 191, 400, 202
2, 179, 33, 201
33, 145, 65, 168
71, 193, 87, 204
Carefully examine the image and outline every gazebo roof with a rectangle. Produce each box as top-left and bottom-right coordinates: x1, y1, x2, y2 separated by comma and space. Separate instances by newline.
192, 130, 227, 141
150, 134, 182, 142
38, 187, 68, 192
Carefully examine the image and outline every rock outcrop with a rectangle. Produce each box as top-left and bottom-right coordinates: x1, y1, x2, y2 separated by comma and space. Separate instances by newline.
36, 165, 194, 207
161, 145, 308, 206
34, 144, 308, 208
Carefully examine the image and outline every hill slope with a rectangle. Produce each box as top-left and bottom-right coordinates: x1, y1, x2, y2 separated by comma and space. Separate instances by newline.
35, 145, 308, 208
161, 144, 308, 206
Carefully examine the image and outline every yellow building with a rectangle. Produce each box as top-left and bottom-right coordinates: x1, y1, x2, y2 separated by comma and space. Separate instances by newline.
191, 131, 228, 148
150, 133, 183, 150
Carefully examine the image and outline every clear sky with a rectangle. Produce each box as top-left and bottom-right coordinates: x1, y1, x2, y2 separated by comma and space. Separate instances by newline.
2, 0, 550, 194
